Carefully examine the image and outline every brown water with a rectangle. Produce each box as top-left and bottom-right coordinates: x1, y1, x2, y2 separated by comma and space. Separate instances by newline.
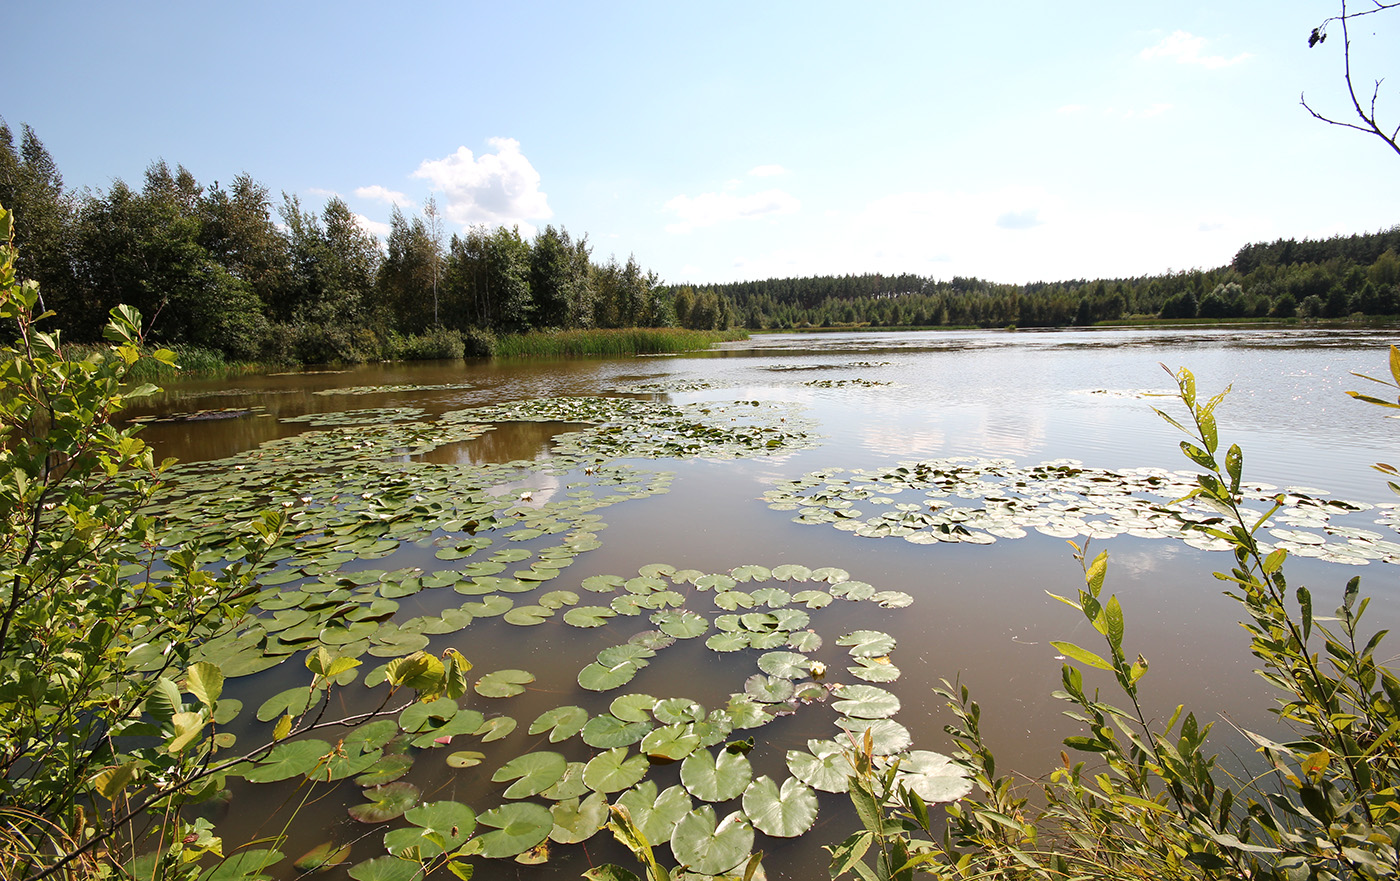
129, 327, 1400, 880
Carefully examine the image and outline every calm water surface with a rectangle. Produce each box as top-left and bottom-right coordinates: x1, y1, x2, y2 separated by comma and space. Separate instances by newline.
131, 328, 1400, 880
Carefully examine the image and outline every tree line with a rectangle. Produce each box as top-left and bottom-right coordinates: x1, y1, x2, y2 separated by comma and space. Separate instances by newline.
0, 120, 671, 363
3, 117, 1397, 364
665, 228, 1400, 330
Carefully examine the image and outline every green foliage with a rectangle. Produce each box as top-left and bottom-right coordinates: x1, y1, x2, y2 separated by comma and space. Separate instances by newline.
0, 203, 475, 881
830, 355, 1400, 881
493, 328, 746, 358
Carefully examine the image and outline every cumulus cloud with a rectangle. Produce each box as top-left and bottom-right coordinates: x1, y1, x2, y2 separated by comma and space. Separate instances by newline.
1140, 31, 1251, 69
664, 188, 800, 233
749, 164, 788, 177
412, 138, 551, 228
353, 213, 392, 242
354, 184, 411, 207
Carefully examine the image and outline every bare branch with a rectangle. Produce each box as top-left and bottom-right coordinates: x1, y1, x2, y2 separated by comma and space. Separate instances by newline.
1302, 0, 1400, 159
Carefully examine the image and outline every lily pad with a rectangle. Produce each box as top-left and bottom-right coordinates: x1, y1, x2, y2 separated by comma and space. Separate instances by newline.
475, 802, 554, 859
890, 750, 973, 803
786, 740, 851, 793
529, 705, 588, 742
349, 782, 421, 824
476, 669, 535, 698
837, 629, 897, 658
832, 684, 902, 719
670, 807, 754, 876
493, 751, 568, 799
742, 776, 819, 837
549, 792, 609, 844
581, 714, 652, 749
583, 748, 649, 793
680, 748, 753, 802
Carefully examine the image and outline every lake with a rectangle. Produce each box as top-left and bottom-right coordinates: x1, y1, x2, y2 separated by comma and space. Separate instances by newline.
127, 327, 1400, 880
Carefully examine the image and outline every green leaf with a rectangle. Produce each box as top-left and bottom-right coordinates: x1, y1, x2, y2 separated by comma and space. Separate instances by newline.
348, 782, 421, 823
583, 748, 649, 794
681, 748, 753, 802
1051, 640, 1115, 671
832, 684, 901, 719
529, 705, 588, 742
892, 750, 973, 803
549, 792, 609, 844
475, 803, 554, 858
742, 776, 818, 837
243, 739, 331, 783
474, 669, 534, 698
492, 751, 568, 799
670, 806, 753, 876
346, 855, 422, 881
186, 662, 224, 707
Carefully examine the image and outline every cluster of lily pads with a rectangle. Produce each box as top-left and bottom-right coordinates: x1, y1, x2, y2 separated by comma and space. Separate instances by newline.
281, 407, 428, 428
219, 562, 964, 880
438, 397, 819, 461
129, 406, 268, 424
764, 458, 1400, 565
313, 382, 477, 397
801, 379, 892, 388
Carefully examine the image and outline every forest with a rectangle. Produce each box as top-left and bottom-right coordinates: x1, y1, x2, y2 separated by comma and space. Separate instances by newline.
3, 118, 1398, 365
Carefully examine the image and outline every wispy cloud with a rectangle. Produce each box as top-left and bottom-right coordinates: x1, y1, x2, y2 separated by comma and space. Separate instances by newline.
664, 188, 800, 233
412, 138, 552, 230
353, 212, 392, 241
996, 208, 1043, 230
1140, 31, 1251, 69
354, 184, 411, 207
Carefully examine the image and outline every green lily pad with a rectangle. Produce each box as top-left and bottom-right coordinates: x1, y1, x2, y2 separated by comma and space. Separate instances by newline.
476, 716, 517, 742
348, 782, 421, 824
786, 740, 851, 793
849, 657, 902, 683
680, 748, 752, 802
243, 739, 331, 783
493, 751, 568, 799
475, 802, 554, 859
581, 714, 653, 748
836, 629, 897, 658
542, 761, 590, 800
503, 605, 553, 626
293, 841, 351, 873
529, 705, 588, 742
446, 751, 485, 769
791, 590, 833, 609
744, 674, 795, 704
563, 606, 616, 628
549, 792, 609, 844
705, 632, 750, 652
609, 693, 658, 722
787, 630, 823, 652
355, 754, 415, 786
642, 723, 702, 761
652, 609, 709, 639
583, 748, 649, 793
578, 661, 641, 692
346, 856, 421, 881
890, 750, 973, 803
653, 698, 705, 725
837, 718, 912, 755
757, 651, 811, 679
832, 684, 902, 719
475, 669, 535, 698
741, 776, 818, 837
694, 573, 737, 591
670, 807, 754, 876
729, 565, 771, 582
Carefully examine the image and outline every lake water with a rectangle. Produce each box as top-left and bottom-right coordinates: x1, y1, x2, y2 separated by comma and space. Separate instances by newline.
129, 327, 1400, 880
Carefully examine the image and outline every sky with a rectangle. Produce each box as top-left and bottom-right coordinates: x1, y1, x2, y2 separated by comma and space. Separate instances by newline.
5, 1, 1398, 286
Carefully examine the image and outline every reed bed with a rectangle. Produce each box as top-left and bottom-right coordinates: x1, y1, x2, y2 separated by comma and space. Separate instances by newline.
493, 328, 747, 358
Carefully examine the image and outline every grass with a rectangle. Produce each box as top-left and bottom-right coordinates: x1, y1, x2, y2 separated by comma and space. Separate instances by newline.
493, 328, 748, 358
62, 343, 266, 381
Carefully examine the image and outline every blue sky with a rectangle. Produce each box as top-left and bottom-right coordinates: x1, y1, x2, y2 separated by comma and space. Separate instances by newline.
6, 2, 1398, 284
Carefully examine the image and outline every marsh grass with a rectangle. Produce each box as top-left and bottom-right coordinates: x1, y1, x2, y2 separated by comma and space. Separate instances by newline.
493, 327, 747, 358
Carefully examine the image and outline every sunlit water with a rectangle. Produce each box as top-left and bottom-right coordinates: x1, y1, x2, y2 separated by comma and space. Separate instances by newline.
128, 327, 1400, 880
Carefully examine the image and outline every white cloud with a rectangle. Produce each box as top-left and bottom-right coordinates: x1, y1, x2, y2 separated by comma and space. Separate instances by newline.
749, 164, 788, 177
307, 187, 340, 198
353, 213, 392, 242
1140, 31, 1251, 69
412, 138, 551, 229
354, 184, 411, 207
664, 188, 800, 233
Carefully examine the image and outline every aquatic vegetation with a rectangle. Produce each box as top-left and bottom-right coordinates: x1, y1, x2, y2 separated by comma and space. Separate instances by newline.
766, 458, 1400, 564
312, 382, 477, 396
